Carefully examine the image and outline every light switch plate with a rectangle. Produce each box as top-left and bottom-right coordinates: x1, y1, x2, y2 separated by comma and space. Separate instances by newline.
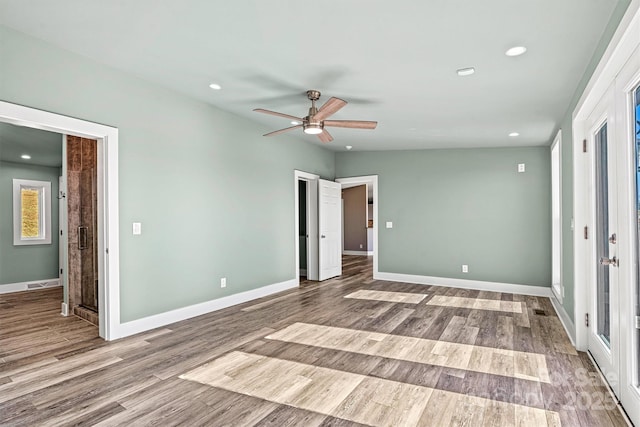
386, 221, 393, 229
132, 222, 142, 235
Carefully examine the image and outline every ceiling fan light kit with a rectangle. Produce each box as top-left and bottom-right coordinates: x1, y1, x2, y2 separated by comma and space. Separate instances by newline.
254, 90, 377, 143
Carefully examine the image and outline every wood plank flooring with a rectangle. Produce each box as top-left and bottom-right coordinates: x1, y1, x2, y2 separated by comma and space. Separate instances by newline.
0, 256, 629, 426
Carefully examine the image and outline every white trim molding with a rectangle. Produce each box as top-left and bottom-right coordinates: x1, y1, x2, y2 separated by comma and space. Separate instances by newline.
375, 271, 553, 297
0, 278, 61, 294
116, 279, 297, 339
342, 250, 372, 256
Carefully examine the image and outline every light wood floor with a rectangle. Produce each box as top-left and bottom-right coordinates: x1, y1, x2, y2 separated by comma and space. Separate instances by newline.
0, 256, 629, 426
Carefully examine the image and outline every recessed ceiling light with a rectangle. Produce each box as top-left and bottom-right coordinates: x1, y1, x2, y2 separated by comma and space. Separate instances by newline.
457, 67, 475, 76
208, 83, 222, 90
291, 121, 300, 125
21, 154, 31, 159
509, 132, 520, 137
505, 46, 527, 57
345, 145, 353, 150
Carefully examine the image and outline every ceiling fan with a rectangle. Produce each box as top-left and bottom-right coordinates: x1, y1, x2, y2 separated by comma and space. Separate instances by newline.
253, 90, 377, 143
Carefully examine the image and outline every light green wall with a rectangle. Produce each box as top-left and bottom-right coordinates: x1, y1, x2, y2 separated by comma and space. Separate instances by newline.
557, 0, 632, 321
0, 26, 334, 322
337, 147, 551, 286
0, 161, 60, 285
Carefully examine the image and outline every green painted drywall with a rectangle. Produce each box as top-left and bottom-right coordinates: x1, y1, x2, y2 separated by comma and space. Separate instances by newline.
557, 0, 632, 321
337, 147, 551, 287
0, 26, 334, 322
0, 161, 60, 284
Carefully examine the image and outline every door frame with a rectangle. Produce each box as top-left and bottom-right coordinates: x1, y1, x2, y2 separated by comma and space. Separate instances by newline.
294, 170, 319, 284
0, 101, 120, 340
336, 175, 379, 277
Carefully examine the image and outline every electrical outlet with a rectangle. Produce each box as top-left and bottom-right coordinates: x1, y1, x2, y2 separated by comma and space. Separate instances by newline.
518, 163, 526, 173
462, 265, 469, 273
132, 222, 142, 235
220, 277, 227, 288
359, 244, 363, 249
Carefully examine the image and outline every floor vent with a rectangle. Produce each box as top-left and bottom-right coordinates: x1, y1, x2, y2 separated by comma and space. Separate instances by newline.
533, 309, 547, 316
27, 282, 46, 289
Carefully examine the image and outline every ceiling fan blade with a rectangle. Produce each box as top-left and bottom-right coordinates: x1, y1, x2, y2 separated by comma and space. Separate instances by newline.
324, 120, 378, 129
263, 125, 302, 137
317, 129, 334, 143
314, 97, 347, 121
254, 108, 302, 122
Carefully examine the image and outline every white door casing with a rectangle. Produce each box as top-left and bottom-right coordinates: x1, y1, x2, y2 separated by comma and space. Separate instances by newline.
551, 131, 563, 303
318, 179, 342, 281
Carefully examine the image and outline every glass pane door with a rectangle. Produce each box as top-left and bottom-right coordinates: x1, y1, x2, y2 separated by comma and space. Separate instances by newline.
595, 122, 611, 346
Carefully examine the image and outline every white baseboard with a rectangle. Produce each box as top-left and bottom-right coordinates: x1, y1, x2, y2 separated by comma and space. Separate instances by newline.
549, 295, 577, 347
374, 272, 553, 297
343, 250, 370, 256
0, 278, 61, 294
61, 302, 69, 317
115, 278, 298, 339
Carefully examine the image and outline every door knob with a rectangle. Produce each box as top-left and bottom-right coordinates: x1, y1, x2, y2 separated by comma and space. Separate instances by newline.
609, 233, 617, 244
600, 256, 618, 267
321, 235, 326, 238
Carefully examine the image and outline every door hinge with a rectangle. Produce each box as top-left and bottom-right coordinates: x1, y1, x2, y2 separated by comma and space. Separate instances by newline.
60, 268, 63, 275
583, 139, 587, 153
60, 230, 63, 236
584, 226, 588, 240
635, 316, 640, 330
585, 313, 590, 327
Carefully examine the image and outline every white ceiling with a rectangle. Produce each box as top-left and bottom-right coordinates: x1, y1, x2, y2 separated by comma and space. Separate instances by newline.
0, 1, 624, 151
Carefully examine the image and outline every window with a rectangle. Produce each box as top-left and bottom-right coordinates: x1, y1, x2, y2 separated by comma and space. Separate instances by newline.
551, 131, 563, 302
13, 179, 52, 245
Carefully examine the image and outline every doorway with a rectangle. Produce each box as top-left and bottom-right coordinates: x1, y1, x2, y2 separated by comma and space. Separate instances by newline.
0, 100, 120, 340
336, 176, 379, 278
294, 170, 319, 283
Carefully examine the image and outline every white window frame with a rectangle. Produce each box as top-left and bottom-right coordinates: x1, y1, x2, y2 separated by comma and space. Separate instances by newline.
551, 131, 563, 303
13, 178, 52, 245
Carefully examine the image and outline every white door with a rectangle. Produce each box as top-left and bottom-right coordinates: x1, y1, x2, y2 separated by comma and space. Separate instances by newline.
616, 48, 640, 425
587, 90, 621, 397
318, 179, 342, 281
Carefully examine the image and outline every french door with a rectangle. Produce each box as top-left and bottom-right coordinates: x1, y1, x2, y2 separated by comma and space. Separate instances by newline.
587, 90, 621, 397
584, 45, 640, 424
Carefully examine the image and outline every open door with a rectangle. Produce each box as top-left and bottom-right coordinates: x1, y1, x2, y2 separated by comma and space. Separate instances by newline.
318, 179, 342, 281
306, 179, 319, 281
